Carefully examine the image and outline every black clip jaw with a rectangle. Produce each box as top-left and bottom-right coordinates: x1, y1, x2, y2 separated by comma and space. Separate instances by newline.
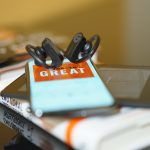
64, 33, 100, 63
26, 38, 64, 68
26, 33, 100, 69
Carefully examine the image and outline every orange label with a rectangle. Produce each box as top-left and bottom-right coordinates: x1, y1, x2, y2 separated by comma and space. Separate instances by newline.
33, 61, 94, 82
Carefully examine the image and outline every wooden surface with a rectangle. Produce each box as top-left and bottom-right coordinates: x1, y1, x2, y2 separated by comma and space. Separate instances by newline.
0, 124, 16, 149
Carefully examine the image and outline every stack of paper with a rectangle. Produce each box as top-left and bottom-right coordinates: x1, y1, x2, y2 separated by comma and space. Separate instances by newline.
1, 74, 150, 150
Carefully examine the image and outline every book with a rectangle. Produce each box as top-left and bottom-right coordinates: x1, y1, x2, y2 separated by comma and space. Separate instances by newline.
98, 65, 150, 107
25, 59, 115, 116
1, 72, 116, 117
1, 74, 150, 150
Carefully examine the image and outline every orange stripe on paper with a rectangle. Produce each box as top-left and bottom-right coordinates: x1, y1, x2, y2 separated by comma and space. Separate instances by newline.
66, 118, 84, 146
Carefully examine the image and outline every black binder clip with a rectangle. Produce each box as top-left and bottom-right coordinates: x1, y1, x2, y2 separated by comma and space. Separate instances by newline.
26, 38, 64, 69
26, 33, 100, 68
64, 32, 100, 63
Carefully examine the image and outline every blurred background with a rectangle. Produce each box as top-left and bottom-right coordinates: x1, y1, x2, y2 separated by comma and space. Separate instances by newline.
0, 0, 150, 149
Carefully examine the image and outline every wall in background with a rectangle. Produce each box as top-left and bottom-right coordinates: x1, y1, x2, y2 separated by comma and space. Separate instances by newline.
0, 0, 150, 66
122, 0, 150, 66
